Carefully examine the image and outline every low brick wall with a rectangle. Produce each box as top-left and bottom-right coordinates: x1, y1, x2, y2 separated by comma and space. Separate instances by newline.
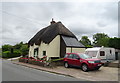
28, 59, 45, 67
19, 58, 45, 67
19, 58, 28, 63
19, 58, 64, 68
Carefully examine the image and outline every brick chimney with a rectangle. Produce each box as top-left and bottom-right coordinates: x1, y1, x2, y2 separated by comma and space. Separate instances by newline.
50, 18, 56, 25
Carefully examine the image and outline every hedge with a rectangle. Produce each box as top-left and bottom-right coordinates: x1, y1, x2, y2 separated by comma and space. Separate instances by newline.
47, 58, 64, 62
2, 51, 21, 58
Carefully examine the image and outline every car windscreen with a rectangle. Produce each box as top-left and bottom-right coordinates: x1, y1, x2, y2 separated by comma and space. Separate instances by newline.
78, 54, 92, 59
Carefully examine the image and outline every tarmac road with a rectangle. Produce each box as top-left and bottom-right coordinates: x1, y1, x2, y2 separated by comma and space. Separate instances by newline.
2, 59, 84, 81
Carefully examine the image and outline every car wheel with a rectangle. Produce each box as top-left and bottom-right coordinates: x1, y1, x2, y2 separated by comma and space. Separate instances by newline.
82, 64, 88, 72
64, 62, 69, 68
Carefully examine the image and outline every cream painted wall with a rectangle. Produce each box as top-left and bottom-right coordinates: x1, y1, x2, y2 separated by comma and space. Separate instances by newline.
29, 35, 60, 60
28, 44, 39, 57
29, 35, 85, 60
66, 47, 86, 53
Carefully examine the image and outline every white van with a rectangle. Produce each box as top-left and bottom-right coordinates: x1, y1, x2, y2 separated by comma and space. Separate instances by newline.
85, 47, 115, 62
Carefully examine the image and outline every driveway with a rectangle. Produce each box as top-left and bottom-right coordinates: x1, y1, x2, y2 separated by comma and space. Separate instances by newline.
54, 66, 118, 81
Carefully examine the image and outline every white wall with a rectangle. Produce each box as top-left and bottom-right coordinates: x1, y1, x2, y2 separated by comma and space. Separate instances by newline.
98, 48, 115, 60
28, 44, 39, 57
29, 35, 60, 60
39, 35, 60, 59
29, 35, 86, 60
66, 47, 85, 53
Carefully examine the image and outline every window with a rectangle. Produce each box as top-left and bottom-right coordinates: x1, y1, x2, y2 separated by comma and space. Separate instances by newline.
78, 54, 91, 59
100, 51, 105, 56
85, 51, 97, 57
110, 50, 112, 54
43, 51, 46, 56
73, 54, 79, 59
68, 54, 73, 59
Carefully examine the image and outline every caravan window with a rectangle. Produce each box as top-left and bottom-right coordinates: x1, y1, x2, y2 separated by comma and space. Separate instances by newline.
100, 51, 105, 56
85, 51, 97, 57
110, 50, 112, 54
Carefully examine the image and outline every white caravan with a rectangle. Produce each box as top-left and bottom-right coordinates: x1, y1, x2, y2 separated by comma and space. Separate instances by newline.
85, 47, 115, 62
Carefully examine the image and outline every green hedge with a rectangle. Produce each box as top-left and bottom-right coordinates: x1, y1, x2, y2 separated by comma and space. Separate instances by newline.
47, 58, 64, 62
2, 51, 21, 58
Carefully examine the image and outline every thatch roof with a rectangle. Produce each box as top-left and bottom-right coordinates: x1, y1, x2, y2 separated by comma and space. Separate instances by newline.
28, 21, 77, 46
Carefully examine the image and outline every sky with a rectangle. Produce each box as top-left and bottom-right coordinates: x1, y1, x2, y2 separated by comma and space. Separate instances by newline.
0, 0, 119, 46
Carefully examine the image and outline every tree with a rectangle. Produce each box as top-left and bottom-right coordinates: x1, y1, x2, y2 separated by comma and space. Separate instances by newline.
2, 44, 13, 52
2, 42, 29, 58
97, 37, 110, 47
20, 44, 29, 56
108, 37, 120, 49
80, 36, 92, 47
14, 42, 23, 49
93, 33, 109, 46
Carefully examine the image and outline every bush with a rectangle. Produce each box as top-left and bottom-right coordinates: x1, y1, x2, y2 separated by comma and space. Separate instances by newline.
2, 51, 21, 58
2, 51, 11, 58
20, 45, 29, 56
47, 58, 64, 62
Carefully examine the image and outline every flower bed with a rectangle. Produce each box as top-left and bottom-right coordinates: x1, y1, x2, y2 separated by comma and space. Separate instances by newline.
28, 59, 45, 66
19, 56, 64, 67
19, 56, 46, 67
19, 57, 28, 63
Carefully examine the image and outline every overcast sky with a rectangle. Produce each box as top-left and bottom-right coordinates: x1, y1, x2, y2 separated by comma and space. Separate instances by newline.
0, 1, 119, 46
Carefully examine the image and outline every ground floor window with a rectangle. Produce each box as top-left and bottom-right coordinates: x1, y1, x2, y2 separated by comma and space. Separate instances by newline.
43, 51, 46, 56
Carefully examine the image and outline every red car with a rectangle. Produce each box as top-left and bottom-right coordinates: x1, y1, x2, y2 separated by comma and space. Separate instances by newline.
64, 53, 103, 72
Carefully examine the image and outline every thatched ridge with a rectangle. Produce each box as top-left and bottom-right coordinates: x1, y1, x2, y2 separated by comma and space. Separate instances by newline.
28, 21, 77, 46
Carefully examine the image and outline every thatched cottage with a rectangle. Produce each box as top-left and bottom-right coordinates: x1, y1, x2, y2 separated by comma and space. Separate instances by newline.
28, 19, 85, 60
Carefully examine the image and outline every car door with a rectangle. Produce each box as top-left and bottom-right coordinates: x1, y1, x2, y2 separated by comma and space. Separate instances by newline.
72, 54, 81, 66
67, 54, 74, 65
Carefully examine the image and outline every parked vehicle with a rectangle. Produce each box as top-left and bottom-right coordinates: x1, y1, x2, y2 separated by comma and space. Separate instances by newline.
85, 47, 115, 62
64, 53, 103, 72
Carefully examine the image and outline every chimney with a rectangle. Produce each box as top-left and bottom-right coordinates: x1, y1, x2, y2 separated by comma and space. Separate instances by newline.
50, 18, 56, 25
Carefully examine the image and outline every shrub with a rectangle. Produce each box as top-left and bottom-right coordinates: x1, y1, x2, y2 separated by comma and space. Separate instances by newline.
2, 51, 11, 58
47, 58, 64, 62
20, 45, 29, 56
2, 51, 21, 58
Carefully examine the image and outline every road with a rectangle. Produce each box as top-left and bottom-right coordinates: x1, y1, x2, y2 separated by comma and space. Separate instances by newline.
2, 59, 84, 81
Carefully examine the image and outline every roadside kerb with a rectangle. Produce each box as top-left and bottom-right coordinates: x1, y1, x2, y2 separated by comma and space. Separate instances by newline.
12, 61, 91, 81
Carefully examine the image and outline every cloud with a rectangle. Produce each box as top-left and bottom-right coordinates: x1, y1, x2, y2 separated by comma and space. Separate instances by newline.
1, 2, 118, 46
